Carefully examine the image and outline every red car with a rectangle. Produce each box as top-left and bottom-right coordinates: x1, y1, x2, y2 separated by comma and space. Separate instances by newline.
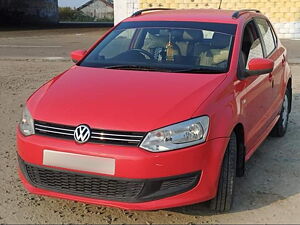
17, 8, 292, 212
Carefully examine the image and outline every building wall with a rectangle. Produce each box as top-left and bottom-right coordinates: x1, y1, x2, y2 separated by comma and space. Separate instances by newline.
114, 0, 139, 24
80, 0, 114, 20
0, 0, 58, 25
114, 0, 300, 39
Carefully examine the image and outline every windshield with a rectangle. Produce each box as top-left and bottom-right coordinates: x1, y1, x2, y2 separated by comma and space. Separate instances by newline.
80, 21, 237, 73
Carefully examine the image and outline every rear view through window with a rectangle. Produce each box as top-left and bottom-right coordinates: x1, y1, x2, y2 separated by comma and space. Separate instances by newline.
80, 22, 237, 73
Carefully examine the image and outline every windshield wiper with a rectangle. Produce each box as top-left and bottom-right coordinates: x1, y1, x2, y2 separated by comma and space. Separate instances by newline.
174, 68, 225, 74
104, 65, 225, 74
104, 65, 168, 72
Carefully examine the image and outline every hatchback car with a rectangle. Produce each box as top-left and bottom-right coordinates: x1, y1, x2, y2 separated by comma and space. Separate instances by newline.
17, 8, 292, 212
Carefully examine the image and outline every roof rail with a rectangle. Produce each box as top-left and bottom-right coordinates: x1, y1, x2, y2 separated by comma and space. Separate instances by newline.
232, 9, 261, 19
131, 8, 173, 17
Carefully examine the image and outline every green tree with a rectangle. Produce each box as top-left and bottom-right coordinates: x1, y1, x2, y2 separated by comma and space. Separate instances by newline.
59, 7, 113, 22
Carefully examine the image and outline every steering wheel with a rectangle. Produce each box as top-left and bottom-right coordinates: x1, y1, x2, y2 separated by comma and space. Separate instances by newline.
128, 49, 154, 60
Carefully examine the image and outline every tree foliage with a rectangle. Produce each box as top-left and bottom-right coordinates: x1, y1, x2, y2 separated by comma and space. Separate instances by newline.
59, 7, 112, 22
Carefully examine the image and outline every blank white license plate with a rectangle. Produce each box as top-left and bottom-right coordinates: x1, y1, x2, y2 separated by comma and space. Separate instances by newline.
43, 150, 115, 175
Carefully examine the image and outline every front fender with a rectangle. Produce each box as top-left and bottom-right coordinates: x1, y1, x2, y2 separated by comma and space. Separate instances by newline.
192, 76, 239, 141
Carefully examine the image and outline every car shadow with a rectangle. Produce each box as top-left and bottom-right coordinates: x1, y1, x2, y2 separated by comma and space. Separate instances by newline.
167, 92, 300, 216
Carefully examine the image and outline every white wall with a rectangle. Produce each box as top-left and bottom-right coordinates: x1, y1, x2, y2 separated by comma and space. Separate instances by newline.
114, 1, 300, 39
114, 0, 139, 24
80, 1, 114, 20
273, 22, 300, 39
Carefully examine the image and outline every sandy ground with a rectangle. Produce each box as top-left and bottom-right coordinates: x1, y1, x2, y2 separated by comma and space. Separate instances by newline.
0, 28, 299, 224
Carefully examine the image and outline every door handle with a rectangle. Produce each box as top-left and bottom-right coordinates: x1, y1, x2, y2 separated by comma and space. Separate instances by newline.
282, 55, 286, 65
268, 73, 273, 81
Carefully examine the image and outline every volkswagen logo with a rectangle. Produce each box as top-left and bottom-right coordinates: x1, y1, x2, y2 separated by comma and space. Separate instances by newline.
74, 125, 91, 144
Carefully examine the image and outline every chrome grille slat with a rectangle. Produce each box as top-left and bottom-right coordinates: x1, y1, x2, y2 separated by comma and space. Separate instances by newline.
35, 123, 75, 132
35, 128, 74, 136
91, 132, 144, 138
90, 136, 141, 142
34, 120, 146, 146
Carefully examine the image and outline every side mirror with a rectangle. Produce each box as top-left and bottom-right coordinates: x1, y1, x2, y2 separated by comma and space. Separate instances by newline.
245, 58, 274, 77
70, 49, 87, 63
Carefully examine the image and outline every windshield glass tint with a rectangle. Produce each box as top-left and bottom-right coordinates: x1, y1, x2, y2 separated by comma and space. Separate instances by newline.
80, 21, 237, 73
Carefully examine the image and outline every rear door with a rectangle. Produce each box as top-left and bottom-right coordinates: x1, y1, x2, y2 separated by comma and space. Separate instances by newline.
254, 18, 285, 119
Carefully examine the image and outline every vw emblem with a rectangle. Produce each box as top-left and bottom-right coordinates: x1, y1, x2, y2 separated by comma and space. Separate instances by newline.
74, 125, 91, 144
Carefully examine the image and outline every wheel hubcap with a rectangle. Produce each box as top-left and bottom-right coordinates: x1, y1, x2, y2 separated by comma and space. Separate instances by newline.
282, 94, 289, 128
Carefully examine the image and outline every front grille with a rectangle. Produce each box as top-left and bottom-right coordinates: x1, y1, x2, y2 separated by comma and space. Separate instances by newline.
24, 162, 143, 201
34, 120, 146, 146
19, 157, 201, 202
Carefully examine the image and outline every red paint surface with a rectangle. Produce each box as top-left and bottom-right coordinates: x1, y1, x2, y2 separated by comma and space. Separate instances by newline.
17, 9, 292, 210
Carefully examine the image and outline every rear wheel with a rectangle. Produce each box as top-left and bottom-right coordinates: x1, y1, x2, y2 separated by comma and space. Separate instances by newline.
209, 133, 237, 212
270, 89, 290, 137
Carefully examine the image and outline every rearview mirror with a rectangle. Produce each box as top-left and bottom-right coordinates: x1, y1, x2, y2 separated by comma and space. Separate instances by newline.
245, 58, 274, 77
70, 49, 87, 63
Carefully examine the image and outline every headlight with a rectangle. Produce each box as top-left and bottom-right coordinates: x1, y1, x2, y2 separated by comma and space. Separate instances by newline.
19, 106, 35, 136
140, 116, 209, 152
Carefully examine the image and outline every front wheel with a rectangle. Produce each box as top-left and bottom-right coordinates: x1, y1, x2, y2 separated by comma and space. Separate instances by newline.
270, 89, 291, 137
209, 132, 237, 212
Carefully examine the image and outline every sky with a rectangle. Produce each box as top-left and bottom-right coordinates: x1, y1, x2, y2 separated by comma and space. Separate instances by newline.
58, 0, 90, 8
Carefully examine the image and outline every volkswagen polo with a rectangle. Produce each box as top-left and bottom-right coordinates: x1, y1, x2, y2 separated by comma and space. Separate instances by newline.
17, 8, 292, 212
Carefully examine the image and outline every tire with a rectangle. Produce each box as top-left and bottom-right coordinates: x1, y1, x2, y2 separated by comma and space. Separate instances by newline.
209, 132, 237, 212
270, 89, 290, 137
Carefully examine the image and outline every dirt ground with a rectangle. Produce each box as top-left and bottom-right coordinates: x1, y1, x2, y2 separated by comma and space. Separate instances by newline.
0, 28, 299, 224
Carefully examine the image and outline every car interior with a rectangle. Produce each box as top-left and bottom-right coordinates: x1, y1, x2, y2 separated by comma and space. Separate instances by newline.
139, 28, 232, 68
96, 27, 234, 70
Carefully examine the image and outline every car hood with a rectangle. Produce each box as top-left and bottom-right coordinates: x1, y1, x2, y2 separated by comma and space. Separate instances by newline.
28, 66, 226, 132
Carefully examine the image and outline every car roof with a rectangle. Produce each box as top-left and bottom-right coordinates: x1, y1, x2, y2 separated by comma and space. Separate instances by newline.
124, 9, 262, 24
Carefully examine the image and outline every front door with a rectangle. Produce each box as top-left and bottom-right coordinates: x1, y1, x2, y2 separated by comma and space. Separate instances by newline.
255, 18, 286, 119
237, 20, 274, 152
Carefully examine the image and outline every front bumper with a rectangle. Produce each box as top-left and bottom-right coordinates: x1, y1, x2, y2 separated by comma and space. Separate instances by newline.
17, 129, 229, 210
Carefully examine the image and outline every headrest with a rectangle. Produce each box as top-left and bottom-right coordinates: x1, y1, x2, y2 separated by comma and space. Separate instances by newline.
159, 29, 169, 37
148, 28, 160, 35
211, 33, 231, 49
144, 32, 168, 48
170, 29, 184, 42
183, 30, 204, 41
